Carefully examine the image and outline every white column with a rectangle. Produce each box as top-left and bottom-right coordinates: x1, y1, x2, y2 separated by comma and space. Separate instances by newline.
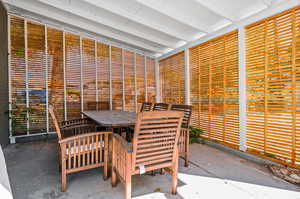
184, 49, 190, 105
80, 37, 84, 117
45, 26, 49, 133
122, 49, 125, 110
154, 59, 160, 103
238, 27, 247, 152
109, 45, 112, 110
24, 20, 29, 134
63, 32, 67, 121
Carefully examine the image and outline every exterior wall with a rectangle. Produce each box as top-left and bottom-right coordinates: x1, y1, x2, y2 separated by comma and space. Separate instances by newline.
0, 2, 9, 147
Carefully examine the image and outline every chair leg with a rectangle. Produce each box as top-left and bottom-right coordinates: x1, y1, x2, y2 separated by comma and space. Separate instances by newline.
160, 169, 165, 175
125, 177, 132, 199
61, 170, 67, 192
184, 130, 189, 167
104, 134, 109, 180
111, 168, 117, 187
171, 169, 178, 195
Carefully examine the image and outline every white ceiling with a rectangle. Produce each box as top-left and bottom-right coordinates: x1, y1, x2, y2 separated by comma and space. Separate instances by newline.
1, 0, 295, 58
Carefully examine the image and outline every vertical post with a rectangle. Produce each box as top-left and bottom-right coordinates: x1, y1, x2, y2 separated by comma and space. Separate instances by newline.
134, 52, 137, 112
184, 49, 190, 105
80, 37, 84, 117
95, 41, 99, 103
45, 26, 49, 133
24, 20, 29, 135
144, 55, 148, 101
8, 15, 14, 143
238, 27, 247, 152
154, 59, 160, 103
109, 45, 112, 110
63, 32, 67, 121
122, 49, 125, 111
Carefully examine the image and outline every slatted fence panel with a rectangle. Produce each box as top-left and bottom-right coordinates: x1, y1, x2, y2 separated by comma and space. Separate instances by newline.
246, 6, 300, 167
189, 31, 239, 148
47, 28, 64, 131
82, 38, 96, 111
111, 46, 123, 110
27, 22, 46, 134
124, 50, 136, 112
146, 57, 156, 103
65, 33, 81, 120
97, 43, 110, 107
10, 16, 26, 135
159, 52, 185, 104
136, 54, 145, 110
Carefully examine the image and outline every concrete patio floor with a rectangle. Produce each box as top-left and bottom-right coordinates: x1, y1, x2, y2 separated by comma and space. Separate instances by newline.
3, 140, 300, 199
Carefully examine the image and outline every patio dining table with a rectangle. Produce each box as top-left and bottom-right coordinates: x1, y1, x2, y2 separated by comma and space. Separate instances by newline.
82, 110, 137, 129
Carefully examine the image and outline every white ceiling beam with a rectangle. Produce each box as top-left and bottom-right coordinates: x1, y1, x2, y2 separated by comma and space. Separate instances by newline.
192, 0, 235, 21
135, 0, 213, 33
82, 0, 195, 41
35, 0, 179, 48
3, 0, 165, 54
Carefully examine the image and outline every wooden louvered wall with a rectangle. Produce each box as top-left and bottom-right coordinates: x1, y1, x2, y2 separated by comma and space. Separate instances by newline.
9, 15, 156, 137
146, 57, 156, 103
246, 7, 300, 167
124, 50, 136, 112
159, 52, 185, 104
189, 31, 239, 148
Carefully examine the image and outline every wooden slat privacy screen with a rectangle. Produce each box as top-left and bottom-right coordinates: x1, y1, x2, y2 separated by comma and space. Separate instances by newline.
9, 15, 156, 136
189, 31, 239, 148
159, 52, 185, 104
246, 7, 300, 166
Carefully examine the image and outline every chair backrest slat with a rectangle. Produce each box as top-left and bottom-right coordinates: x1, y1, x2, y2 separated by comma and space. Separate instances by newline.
48, 105, 63, 140
132, 111, 183, 172
140, 102, 152, 112
152, 103, 169, 111
169, 104, 192, 129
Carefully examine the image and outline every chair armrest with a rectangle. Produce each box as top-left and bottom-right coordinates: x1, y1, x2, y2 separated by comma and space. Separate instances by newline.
59, 131, 112, 144
61, 118, 94, 129
113, 134, 133, 153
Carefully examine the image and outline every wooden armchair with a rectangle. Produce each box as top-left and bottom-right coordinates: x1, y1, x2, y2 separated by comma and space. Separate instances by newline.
152, 103, 169, 111
49, 105, 112, 192
140, 102, 153, 112
111, 111, 184, 199
169, 104, 192, 167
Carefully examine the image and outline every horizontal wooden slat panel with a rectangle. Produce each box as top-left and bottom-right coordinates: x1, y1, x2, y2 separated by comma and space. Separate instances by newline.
65, 33, 81, 120
10, 16, 27, 135
146, 57, 156, 103
124, 50, 135, 112
159, 52, 185, 104
27, 21, 46, 134
47, 28, 64, 131
111, 46, 123, 110
136, 54, 145, 111
189, 31, 239, 148
246, 6, 300, 167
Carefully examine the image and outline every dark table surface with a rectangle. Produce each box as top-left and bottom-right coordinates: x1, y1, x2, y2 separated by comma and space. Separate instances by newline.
82, 110, 136, 128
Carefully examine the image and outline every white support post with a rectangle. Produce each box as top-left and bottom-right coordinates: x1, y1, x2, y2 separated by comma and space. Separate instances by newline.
154, 59, 160, 103
239, 27, 247, 152
8, 15, 14, 143
109, 45, 112, 110
95, 41, 99, 103
63, 32, 67, 121
144, 55, 148, 101
122, 49, 125, 111
24, 20, 29, 135
134, 52, 138, 112
184, 49, 190, 105
80, 37, 84, 117
45, 26, 49, 133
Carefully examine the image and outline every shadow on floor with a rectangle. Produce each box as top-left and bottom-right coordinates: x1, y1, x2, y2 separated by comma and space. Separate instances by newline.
3, 140, 300, 199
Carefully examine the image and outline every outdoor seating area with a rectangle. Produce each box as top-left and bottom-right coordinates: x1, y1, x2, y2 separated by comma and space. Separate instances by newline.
0, 0, 300, 199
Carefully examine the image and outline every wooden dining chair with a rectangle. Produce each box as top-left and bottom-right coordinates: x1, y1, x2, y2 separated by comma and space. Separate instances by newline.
111, 111, 184, 199
140, 102, 153, 112
169, 104, 192, 167
49, 105, 112, 192
152, 103, 169, 111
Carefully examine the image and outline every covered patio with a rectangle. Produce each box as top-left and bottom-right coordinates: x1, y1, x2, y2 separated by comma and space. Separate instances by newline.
1, 0, 300, 199
4, 141, 300, 199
